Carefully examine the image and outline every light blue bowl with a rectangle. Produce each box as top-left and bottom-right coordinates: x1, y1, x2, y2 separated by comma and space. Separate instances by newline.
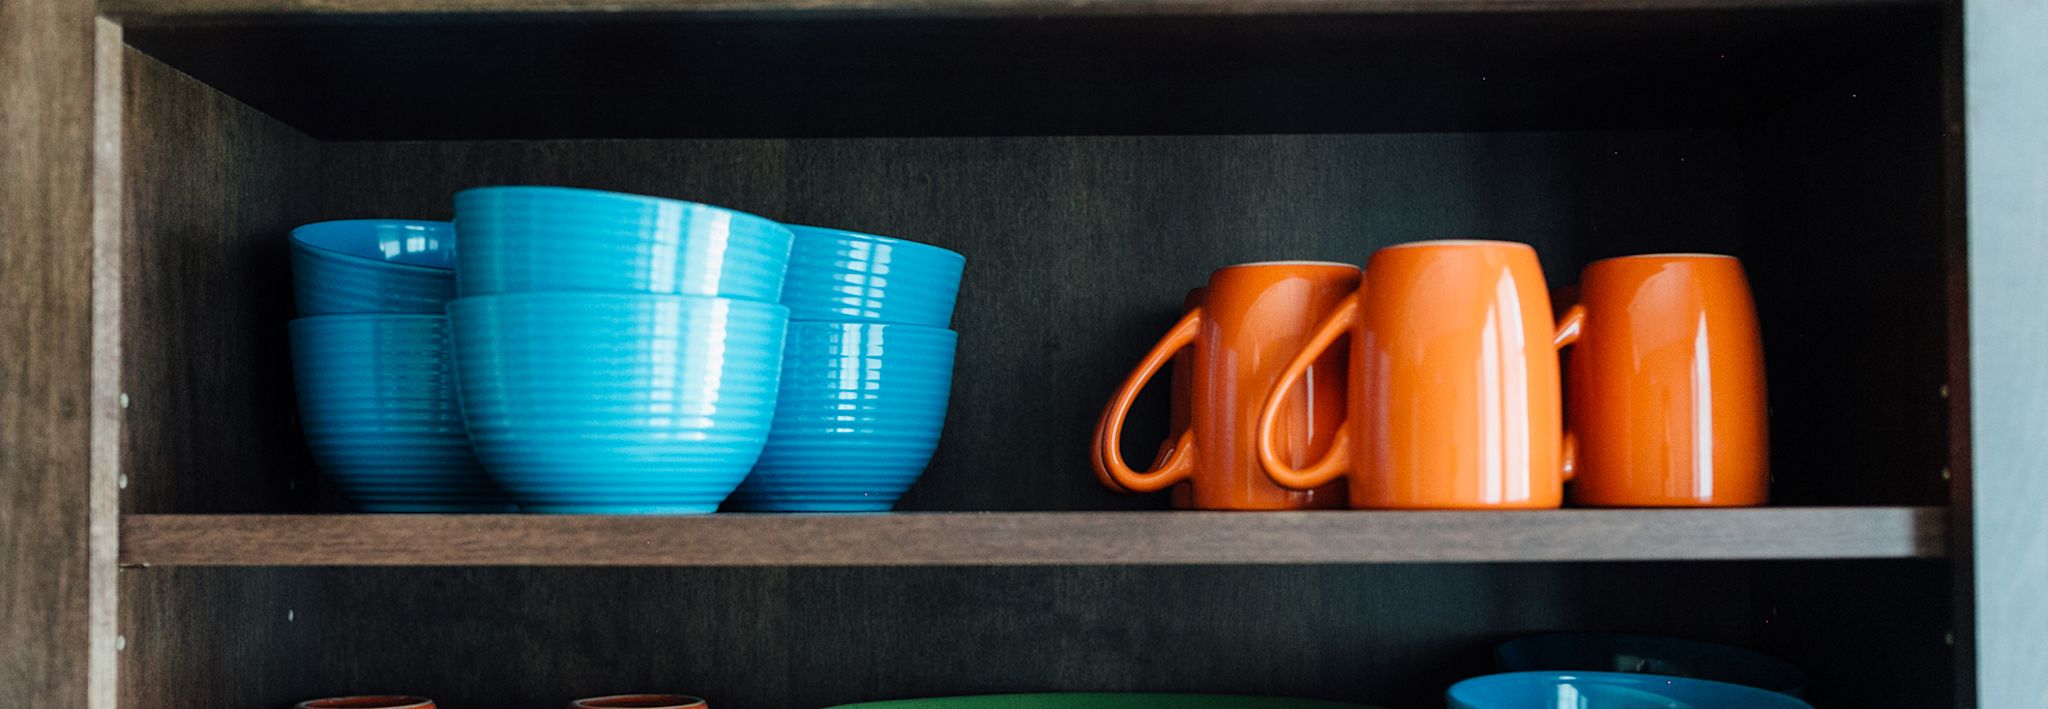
1447, 672, 1814, 709
288, 315, 514, 512
290, 220, 457, 316
781, 225, 966, 326
448, 292, 789, 514
1496, 634, 1806, 697
727, 322, 956, 512
454, 186, 793, 302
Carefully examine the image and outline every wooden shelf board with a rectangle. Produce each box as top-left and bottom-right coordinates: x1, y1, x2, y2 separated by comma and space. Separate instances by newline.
120, 507, 1947, 567
103, 0, 1938, 22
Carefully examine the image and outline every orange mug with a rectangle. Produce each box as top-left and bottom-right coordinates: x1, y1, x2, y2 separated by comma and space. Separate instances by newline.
1092, 287, 1202, 510
1258, 240, 1571, 509
1556, 254, 1768, 507
1094, 262, 1356, 509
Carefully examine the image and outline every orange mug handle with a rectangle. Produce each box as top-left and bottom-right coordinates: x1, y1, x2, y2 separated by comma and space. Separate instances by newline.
1256, 292, 1359, 490
1553, 303, 1587, 482
1094, 309, 1202, 493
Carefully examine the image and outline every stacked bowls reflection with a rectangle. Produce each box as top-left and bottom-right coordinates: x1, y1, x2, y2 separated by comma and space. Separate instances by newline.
450, 187, 795, 514
454, 186, 792, 300
728, 322, 958, 511
289, 315, 512, 512
778, 224, 966, 324
728, 225, 964, 512
291, 220, 457, 315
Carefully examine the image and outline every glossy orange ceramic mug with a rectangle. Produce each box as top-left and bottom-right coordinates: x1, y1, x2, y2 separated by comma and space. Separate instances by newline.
1094, 263, 1356, 509
1258, 240, 1571, 509
1093, 287, 1202, 509
1556, 254, 1768, 507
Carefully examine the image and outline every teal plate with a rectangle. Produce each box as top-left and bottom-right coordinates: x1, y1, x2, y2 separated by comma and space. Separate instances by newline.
824, 694, 1385, 709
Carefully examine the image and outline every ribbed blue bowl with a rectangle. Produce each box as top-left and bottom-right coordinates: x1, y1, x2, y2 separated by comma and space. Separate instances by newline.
1447, 672, 1814, 709
781, 225, 966, 326
288, 314, 514, 512
454, 186, 793, 302
290, 220, 457, 316
1495, 634, 1806, 697
448, 292, 789, 514
727, 322, 956, 512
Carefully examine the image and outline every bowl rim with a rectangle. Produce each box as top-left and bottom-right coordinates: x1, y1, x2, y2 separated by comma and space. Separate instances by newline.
785, 224, 967, 267
291, 219, 458, 275
454, 185, 791, 237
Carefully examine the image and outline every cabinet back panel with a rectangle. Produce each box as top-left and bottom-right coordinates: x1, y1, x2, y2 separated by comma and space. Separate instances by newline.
119, 563, 1757, 709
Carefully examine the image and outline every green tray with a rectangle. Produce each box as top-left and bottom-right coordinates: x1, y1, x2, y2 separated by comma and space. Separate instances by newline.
825, 693, 1385, 709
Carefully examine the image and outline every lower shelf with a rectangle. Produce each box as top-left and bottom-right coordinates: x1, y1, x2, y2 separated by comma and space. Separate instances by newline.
119, 507, 1946, 566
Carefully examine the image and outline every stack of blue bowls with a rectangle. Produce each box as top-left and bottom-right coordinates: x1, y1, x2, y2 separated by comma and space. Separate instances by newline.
725, 225, 966, 512
448, 187, 796, 514
287, 220, 514, 512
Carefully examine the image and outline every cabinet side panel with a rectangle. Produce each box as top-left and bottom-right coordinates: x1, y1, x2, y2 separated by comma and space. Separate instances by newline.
1964, 0, 2048, 705
120, 48, 326, 513
0, 0, 113, 706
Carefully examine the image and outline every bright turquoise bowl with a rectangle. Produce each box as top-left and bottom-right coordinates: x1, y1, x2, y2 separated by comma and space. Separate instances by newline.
826, 694, 1382, 709
454, 186, 793, 302
1447, 672, 1814, 709
288, 315, 513, 512
290, 220, 456, 315
782, 225, 966, 326
448, 292, 788, 514
1495, 634, 1806, 697
727, 322, 956, 512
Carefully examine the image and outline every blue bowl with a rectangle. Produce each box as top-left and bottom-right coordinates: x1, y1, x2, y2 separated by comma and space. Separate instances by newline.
448, 292, 789, 514
727, 322, 956, 512
782, 225, 966, 326
454, 186, 793, 302
1495, 633, 1806, 697
288, 315, 514, 512
1447, 672, 1814, 709
290, 220, 457, 315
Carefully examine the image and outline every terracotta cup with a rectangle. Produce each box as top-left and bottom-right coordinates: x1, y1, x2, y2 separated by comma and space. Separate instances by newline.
1556, 254, 1768, 507
1093, 287, 1205, 509
297, 698, 434, 709
1258, 240, 1572, 509
570, 695, 708, 709
1094, 262, 1357, 509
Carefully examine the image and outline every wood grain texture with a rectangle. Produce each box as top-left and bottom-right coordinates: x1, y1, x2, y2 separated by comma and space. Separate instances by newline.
119, 7, 1937, 140
317, 131, 1745, 513
1963, 0, 2048, 704
120, 49, 329, 514
119, 508, 1947, 566
0, 0, 118, 706
120, 562, 1762, 709
103, 0, 1940, 18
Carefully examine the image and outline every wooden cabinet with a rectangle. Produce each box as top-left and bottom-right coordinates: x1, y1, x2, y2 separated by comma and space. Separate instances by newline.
2, 0, 2039, 707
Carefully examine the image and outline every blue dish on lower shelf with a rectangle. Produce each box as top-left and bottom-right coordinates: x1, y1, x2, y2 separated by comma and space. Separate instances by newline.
1447, 672, 1814, 709
727, 322, 956, 512
1495, 633, 1807, 697
289, 314, 514, 512
448, 292, 789, 514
